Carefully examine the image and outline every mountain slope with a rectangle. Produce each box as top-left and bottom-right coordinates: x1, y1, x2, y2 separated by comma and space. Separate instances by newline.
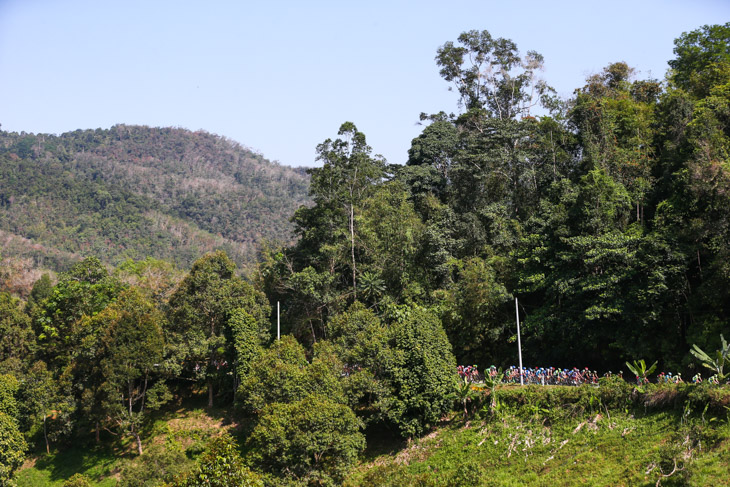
0, 125, 310, 274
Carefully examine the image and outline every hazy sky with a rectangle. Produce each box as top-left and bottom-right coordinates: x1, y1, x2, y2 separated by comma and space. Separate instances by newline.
1, 0, 728, 167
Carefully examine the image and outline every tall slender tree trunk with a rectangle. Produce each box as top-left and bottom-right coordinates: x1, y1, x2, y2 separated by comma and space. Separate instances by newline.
350, 203, 357, 299
208, 381, 214, 409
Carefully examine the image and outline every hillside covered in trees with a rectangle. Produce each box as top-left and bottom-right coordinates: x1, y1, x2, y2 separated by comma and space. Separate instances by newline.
0, 125, 310, 288
263, 23, 730, 373
1, 22, 729, 487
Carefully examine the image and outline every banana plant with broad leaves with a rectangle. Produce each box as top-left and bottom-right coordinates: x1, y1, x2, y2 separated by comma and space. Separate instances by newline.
691, 335, 730, 384
482, 368, 504, 412
449, 375, 484, 419
625, 359, 658, 386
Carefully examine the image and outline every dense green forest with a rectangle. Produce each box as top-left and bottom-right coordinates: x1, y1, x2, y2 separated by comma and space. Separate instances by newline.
1, 23, 730, 487
265, 23, 730, 372
0, 125, 310, 288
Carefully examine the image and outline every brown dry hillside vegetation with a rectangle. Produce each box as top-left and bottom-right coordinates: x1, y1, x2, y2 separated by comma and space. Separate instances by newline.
0, 125, 310, 283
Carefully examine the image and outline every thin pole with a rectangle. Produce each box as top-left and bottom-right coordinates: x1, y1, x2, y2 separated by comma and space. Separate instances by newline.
277, 301, 280, 340
515, 297, 524, 386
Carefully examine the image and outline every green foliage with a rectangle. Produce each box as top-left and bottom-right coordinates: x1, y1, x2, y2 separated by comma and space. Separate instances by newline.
61, 474, 92, 487
237, 336, 345, 417
0, 411, 26, 486
435, 29, 552, 117
247, 395, 365, 487
326, 303, 457, 437
115, 258, 183, 304
438, 256, 511, 365
228, 309, 266, 382
481, 368, 504, 413
0, 293, 34, 370
16, 361, 62, 453
447, 376, 484, 419
167, 434, 263, 487
380, 306, 457, 438
25, 274, 53, 313
4, 23, 730, 487
346, 386, 730, 487
691, 335, 730, 383
0, 375, 19, 421
95, 288, 167, 454
167, 251, 270, 408
0, 125, 309, 272
34, 257, 125, 370
119, 440, 191, 487
626, 359, 658, 385
358, 182, 426, 303
669, 22, 730, 96
326, 303, 388, 370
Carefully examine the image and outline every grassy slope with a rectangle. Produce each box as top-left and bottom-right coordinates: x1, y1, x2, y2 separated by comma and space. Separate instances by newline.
347, 386, 730, 487
16, 405, 231, 487
15, 386, 730, 486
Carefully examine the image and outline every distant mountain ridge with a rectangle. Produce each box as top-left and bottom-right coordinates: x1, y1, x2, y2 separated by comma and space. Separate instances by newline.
0, 124, 310, 276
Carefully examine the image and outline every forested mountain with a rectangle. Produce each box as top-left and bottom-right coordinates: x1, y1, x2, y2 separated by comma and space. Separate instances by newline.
0, 125, 310, 281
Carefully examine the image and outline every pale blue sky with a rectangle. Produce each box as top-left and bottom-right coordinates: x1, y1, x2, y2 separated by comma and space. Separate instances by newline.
1, 0, 728, 167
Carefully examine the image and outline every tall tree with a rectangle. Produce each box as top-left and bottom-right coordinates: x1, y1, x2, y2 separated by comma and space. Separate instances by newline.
0, 292, 34, 372
436, 29, 552, 118
33, 257, 124, 370
295, 122, 386, 300
669, 22, 730, 97
167, 251, 270, 408
95, 288, 167, 455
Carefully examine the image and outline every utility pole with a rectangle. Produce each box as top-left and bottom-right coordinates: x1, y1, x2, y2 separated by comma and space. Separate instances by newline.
277, 301, 280, 340
515, 297, 524, 386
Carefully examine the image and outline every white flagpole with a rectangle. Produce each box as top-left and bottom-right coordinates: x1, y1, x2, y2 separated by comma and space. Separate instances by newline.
516, 297, 524, 386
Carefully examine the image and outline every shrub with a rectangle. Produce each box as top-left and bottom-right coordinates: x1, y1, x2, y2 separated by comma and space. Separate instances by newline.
119, 440, 192, 487
0, 411, 26, 486
380, 306, 457, 438
166, 434, 262, 487
62, 474, 93, 487
247, 395, 364, 486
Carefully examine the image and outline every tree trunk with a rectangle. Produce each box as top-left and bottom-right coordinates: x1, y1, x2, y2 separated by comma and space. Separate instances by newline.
95, 420, 100, 444
207, 381, 214, 409
350, 203, 357, 300
44, 414, 50, 454
134, 429, 143, 455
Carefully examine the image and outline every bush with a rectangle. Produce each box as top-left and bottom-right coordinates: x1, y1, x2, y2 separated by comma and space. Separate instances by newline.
166, 434, 262, 487
119, 440, 192, 487
62, 474, 93, 487
247, 395, 364, 486
0, 374, 19, 420
237, 336, 346, 417
328, 304, 458, 438
0, 411, 26, 486
380, 307, 457, 437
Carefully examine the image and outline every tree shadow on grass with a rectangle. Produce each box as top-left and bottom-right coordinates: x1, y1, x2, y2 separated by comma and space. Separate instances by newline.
360, 422, 408, 461
30, 444, 121, 485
